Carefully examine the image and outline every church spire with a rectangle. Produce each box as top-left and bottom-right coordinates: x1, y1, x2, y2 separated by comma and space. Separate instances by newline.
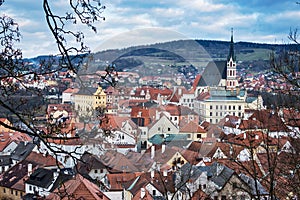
228, 28, 235, 61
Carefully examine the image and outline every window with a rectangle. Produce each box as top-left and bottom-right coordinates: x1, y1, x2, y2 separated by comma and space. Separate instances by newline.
15, 191, 18, 196
3, 188, 5, 193
233, 182, 237, 188
94, 169, 98, 173
210, 112, 213, 116
158, 127, 161, 131
11, 189, 13, 195
210, 105, 213, 109
216, 105, 218, 109
168, 127, 171, 131
229, 106, 231, 110
238, 105, 242, 110
29, 185, 32, 191
233, 105, 236, 110
174, 117, 177, 121
197, 134, 202, 139
153, 190, 156, 196
202, 184, 206, 189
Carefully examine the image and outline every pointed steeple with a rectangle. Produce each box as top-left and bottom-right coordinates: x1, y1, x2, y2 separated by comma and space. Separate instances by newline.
228, 28, 235, 61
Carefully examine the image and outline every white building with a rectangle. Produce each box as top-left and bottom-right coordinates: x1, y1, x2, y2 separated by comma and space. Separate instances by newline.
193, 32, 262, 124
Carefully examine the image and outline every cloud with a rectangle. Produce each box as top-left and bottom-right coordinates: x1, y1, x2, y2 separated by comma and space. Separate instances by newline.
179, 0, 230, 12
93, 27, 188, 52
1, 0, 298, 57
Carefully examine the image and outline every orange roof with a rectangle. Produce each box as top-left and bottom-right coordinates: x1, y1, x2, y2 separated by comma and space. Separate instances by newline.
46, 137, 83, 145
249, 110, 291, 132
0, 131, 32, 152
180, 121, 206, 133
100, 115, 137, 132
107, 173, 138, 191
238, 119, 265, 130
132, 187, 153, 200
101, 150, 139, 173
227, 131, 278, 148
62, 87, 79, 94
47, 174, 109, 200
25, 151, 62, 167
191, 74, 202, 92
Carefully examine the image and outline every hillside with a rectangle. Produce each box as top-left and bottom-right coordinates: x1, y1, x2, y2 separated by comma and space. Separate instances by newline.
26, 40, 297, 74
86, 39, 295, 74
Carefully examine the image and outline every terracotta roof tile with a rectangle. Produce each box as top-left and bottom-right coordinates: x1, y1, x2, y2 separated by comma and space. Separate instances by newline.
46, 174, 109, 200
25, 151, 61, 167
106, 173, 137, 191
180, 121, 206, 133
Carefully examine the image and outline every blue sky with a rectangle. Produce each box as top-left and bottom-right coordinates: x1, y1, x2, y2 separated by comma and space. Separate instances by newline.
1, 0, 300, 58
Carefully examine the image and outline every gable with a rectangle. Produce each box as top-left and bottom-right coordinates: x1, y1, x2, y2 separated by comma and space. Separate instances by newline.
149, 115, 178, 133
167, 151, 188, 167
73, 182, 100, 199
197, 61, 227, 87
212, 147, 227, 159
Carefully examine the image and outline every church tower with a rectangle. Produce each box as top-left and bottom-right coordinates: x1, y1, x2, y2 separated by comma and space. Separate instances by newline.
226, 28, 238, 90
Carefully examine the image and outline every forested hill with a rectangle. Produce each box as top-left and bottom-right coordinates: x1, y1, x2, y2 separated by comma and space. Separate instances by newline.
27, 39, 298, 73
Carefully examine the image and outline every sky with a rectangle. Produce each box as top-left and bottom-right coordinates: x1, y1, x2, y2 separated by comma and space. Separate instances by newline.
1, 0, 300, 58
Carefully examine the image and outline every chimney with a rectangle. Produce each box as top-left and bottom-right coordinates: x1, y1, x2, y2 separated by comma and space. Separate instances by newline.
141, 188, 146, 199
151, 145, 155, 159
163, 170, 168, 177
178, 88, 182, 96
162, 143, 166, 154
151, 169, 155, 179
243, 132, 247, 139
28, 163, 32, 177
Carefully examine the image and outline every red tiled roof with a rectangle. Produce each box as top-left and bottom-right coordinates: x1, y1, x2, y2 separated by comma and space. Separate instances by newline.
0, 131, 32, 152
227, 131, 278, 148
101, 150, 139, 173
63, 87, 79, 94
191, 74, 202, 92
25, 151, 62, 167
249, 110, 291, 132
47, 174, 110, 200
180, 121, 206, 133
106, 173, 138, 191
238, 119, 265, 130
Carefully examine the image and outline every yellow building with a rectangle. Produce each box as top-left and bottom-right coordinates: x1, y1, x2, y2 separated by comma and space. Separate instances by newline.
74, 86, 107, 116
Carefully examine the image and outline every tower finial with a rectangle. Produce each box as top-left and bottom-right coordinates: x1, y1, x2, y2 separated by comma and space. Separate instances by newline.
228, 28, 235, 61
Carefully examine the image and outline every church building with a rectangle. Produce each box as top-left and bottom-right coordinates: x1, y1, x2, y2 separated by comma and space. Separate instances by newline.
193, 30, 263, 124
